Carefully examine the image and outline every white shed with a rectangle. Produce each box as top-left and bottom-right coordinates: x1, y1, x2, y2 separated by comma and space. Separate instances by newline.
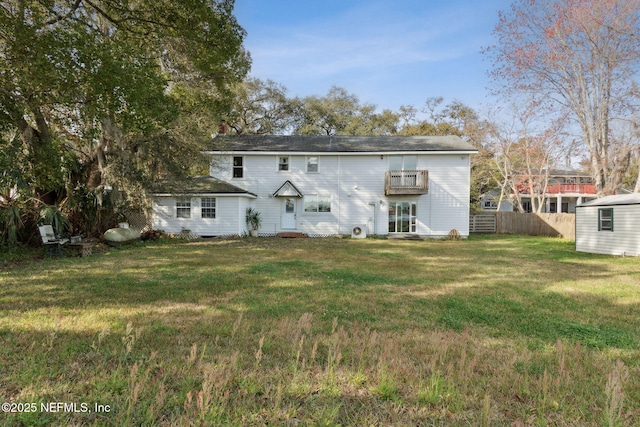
575, 194, 640, 256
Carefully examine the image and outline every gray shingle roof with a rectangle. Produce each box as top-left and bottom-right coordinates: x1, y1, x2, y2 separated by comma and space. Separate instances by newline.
151, 176, 255, 196
577, 193, 640, 207
209, 135, 476, 153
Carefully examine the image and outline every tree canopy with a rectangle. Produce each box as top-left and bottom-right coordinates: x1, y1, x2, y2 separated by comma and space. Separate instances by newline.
224, 78, 299, 135
295, 86, 399, 136
0, 0, 249, 240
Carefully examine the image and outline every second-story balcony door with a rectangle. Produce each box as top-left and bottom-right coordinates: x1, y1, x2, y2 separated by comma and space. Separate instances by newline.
386, 156, 428, 196
389, 155, 417, 186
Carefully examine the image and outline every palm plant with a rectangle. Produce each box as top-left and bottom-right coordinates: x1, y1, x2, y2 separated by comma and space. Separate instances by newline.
39, 205, 70, 236
245, 208, 262, 231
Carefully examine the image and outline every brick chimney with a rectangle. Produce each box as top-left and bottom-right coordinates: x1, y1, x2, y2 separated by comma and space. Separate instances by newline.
218, 121, 228, 135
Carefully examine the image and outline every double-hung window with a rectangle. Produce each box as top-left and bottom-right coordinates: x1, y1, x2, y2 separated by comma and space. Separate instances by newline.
278, 156, 290, 172
176, 198, 191, 218
598, 208, 613, 231
232, 156, 244, 178
201, 197, 216, 219
306, 156, 319, 173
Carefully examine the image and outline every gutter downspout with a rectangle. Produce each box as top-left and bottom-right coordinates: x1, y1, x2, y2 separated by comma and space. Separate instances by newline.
368, 202, 378, 235
337, 155, 341, 234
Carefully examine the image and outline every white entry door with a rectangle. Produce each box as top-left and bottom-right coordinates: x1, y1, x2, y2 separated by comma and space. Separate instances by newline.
281, 198, 297, 229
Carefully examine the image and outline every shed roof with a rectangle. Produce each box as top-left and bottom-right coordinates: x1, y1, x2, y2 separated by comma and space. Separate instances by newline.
208, 135, 476, 153
150, 176, 256, 197
577, 193, 640, 207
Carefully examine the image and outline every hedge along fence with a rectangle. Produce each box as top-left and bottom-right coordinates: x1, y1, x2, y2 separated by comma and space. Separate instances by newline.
470, 212, 576, 240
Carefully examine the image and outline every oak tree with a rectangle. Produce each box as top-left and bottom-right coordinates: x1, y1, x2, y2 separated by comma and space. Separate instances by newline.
224, 78, 300, 135
0, 0, 249, 238
295, 86, 399, 136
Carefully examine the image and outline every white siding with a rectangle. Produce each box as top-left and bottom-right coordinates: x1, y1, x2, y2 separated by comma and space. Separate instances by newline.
336, 155, 385, 235
576, 205, 640, 256
208, 152, 472, 237
419, 155, 471, 236
151, 196, 249, 236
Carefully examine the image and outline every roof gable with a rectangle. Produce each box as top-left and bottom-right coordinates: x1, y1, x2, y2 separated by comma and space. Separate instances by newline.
272, 180, 303, 198
208, 135, 476, 153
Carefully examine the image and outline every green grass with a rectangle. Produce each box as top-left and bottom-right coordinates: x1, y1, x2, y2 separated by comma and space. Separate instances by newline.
0, 235, 639, 425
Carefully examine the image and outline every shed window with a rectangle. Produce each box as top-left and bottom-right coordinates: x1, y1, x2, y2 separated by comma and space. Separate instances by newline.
598, 208, 613, 231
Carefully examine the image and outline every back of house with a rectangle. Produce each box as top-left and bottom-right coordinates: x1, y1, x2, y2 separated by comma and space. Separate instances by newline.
151, 135, 477, 238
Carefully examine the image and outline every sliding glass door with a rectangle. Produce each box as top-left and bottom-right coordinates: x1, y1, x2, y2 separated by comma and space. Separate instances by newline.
388, 201, 417, 233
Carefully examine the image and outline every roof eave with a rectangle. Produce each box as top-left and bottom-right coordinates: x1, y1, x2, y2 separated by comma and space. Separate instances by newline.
203, 150, 478, 155
151, 192, 257, 198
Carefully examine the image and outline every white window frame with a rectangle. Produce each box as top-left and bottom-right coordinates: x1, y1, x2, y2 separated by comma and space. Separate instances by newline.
278, 156, 290, 172
483, 199, 498, 209
304, 194, 331, 213
389, 155, 417, 171
176, 198, 191, 219
306, 156, 319, 173
388, 201, 417, 233
201, 197, 216, 219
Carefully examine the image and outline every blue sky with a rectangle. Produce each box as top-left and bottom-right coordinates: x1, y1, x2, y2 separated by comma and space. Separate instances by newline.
234, 0, 507, 115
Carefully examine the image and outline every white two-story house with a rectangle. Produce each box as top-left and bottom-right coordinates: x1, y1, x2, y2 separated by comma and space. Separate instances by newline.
151, 135, 477, 238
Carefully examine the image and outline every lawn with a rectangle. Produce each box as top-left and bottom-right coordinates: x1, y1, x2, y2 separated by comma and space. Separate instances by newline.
0, 235, 638, 425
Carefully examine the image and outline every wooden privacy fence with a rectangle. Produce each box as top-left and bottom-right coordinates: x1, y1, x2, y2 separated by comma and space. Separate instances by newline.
469, 215, 496, 233
470, 212, 576, 240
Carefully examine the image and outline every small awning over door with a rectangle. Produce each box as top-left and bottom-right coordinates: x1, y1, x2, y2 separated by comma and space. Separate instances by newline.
273, 180, 303, 198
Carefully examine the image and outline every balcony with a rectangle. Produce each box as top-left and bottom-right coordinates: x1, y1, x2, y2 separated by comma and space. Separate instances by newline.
516, 183, 597, 195
546, 183, 596, 194
385, 170, 429, 196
